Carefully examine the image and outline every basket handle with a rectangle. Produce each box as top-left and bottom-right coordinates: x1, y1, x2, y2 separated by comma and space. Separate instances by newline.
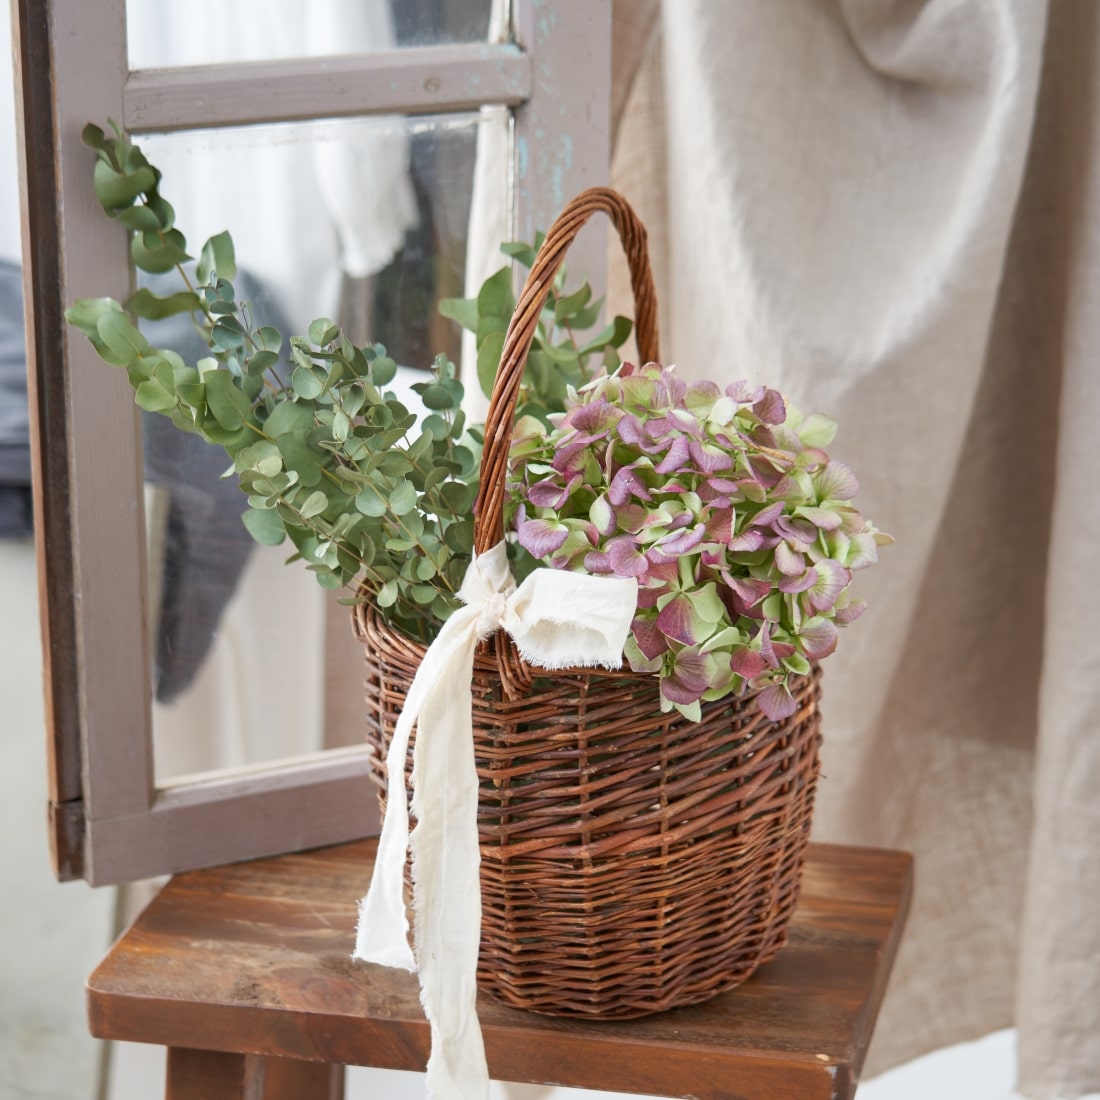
473, 187, 660, 554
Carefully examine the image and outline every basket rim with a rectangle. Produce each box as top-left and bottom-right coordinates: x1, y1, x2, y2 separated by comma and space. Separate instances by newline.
354, 597, 823, 705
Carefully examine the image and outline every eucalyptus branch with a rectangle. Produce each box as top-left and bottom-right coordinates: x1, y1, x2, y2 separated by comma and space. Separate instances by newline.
385, 513, 456, 594
65, 122, 575, 646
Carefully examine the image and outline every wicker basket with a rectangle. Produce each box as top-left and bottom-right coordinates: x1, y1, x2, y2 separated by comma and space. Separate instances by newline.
355, 187, 824, 1020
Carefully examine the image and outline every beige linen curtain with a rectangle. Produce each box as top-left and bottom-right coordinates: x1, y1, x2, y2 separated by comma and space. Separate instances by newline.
609, 2, 1099, 1097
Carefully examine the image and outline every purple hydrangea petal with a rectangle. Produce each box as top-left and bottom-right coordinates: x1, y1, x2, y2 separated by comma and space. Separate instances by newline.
608, 537, 650, 578
726, 380, 766, 404
516, 517, 570, 559
729, 647, 766, 680
708, 477, 744, 494
688, 440, 735, 473
654, 434, 691, 474
775, 515, 817, 545
704, 510, 733, 544
700, 546, 724, 567
728, 529, 764, 552
723, 574, 771, 608
774, 540, 805, 576
632, 616, 668, 661
660, 674, 705, 707
528, 477, 571, 509
645, 559, 681, 587
617, 413, 662, 453
779, 567, 818, 593
550, 441, 590, 476
644, 415, 683, 441
806, 558, 851, 612
749, 501, 784, 527
660, 648, 711, 703
816, 461, 859, 501
609, 465, 652, 506
800, 618, 838, 659
656, 594, 704, 645
752, 388, 787, 425
747, 455, 783, 488
757, 684, 798, 721
655, 369, 688, 408
583, 550, 613, 574
653, 523, 706, 557
569, 397, 620, 433
797, 506, 844, 531
617, 503, 648, 534
834, 598, 867, 625
757, 623, 779, 667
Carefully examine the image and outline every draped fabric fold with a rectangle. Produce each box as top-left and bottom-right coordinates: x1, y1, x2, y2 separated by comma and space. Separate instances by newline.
608, 2, 1100, 1095
354, 543, 637, 1100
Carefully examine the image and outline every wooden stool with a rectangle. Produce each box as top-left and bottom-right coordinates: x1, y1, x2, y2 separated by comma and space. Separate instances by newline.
88, 839, 912, 1099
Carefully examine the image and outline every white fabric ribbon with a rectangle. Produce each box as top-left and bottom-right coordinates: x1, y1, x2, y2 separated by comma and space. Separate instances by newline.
354, 541, 637, 1100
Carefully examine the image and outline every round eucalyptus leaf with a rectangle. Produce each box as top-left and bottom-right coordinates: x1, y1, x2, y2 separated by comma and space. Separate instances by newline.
242, 506, 286, 546
388, 480, 417, 516
291, 365, 324, 399
410, 584, 438, 605
298, 490, 328, 519
419, 384, 454, 411
355, 486, 388, 517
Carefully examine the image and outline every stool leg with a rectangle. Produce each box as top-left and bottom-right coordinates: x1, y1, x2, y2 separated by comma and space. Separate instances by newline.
255, 1056, 345, 1100
165, 1048, 259, 1099
165, 1048, 344, 1100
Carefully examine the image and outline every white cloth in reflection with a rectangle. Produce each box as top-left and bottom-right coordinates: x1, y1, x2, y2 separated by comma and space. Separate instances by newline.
125, 0, 418, 777
126, 0, 416, 332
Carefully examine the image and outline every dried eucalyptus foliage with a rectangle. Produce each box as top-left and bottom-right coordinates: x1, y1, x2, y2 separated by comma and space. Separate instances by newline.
66, 122, 626, 643
440, 237, 632, 425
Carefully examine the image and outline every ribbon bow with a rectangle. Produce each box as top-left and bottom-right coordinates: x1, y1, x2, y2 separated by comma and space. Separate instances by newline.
354, 541, 637, 1100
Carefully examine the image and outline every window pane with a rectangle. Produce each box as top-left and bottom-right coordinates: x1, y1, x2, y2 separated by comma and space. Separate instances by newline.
126, 0, 498, 68
133, 110, 507, 780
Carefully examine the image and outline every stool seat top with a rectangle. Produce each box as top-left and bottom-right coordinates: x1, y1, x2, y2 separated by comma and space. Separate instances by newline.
89, 839, 911, 1100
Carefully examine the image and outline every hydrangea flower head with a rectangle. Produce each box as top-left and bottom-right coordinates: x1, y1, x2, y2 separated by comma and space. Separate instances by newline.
507, 362, 891, 721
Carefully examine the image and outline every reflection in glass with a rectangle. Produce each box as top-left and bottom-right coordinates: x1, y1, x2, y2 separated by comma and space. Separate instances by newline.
136, 110, 507, 780
126, 0, 496, 68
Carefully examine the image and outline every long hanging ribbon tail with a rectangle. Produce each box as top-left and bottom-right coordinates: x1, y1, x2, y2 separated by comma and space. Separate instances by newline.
354, 601, 480, 973
354, 600, 488, 1099
354, 543, 638, 1100
409, 618, 487, 1100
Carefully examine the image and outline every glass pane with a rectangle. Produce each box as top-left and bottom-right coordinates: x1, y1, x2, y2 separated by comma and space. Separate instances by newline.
126, 0, 499, 68
133, 110, 508, 780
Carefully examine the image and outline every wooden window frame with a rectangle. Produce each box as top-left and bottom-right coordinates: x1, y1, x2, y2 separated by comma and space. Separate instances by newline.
14, 0, 611, 885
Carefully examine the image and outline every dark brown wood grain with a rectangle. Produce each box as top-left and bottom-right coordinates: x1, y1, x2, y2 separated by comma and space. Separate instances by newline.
89, 839, 911, 1100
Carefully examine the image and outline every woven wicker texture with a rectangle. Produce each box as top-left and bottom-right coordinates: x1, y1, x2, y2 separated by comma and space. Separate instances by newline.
357, 187, 824, 1018
356, 604, 822, 1018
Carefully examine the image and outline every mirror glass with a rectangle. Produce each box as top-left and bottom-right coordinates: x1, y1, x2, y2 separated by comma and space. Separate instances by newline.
126, 0, 498, 68
133, 109, 508, 780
